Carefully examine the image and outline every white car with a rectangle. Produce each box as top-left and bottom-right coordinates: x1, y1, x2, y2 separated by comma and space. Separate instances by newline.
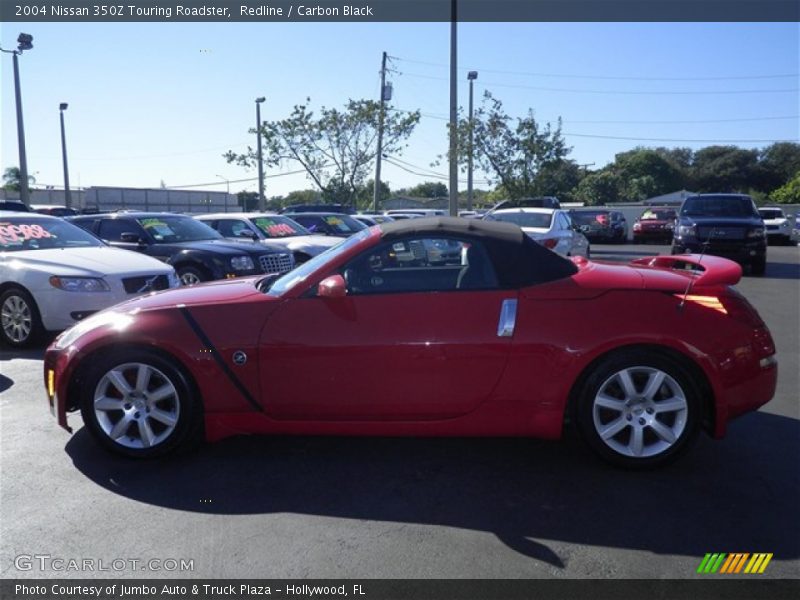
195, 213, 341, 264
758, 207, 797, 245
485, 208, 590, 258
0, 212, 179, 347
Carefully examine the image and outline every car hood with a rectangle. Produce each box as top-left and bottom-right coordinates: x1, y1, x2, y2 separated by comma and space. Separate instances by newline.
1, 246, 173, 277
163, 239, 278, 256
678, 216, 762, 227
115, 276, 268, 313
264, 235, 341, 252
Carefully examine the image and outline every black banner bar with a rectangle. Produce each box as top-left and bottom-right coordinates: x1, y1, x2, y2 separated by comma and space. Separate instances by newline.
2, 1, 799, 23
3, 579, 800, 600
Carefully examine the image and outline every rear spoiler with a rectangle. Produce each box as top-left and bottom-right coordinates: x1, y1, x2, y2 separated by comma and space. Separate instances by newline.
630, 254, 742, 287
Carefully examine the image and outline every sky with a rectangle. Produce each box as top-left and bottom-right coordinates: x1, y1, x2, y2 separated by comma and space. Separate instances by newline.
1, 21, 798, 198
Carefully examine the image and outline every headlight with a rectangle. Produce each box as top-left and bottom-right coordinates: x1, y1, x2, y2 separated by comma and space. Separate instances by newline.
677, 224, 696, 237
747, 227, 766, 239
781, 221, 790, 228
633, 223, 641, 231
230, 256, 255, 271
49, 276, 109, 293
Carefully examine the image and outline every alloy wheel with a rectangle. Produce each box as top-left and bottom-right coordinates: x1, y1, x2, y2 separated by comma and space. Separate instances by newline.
591, 366, 688, 458
1, 294, 32, 343
93, 362, 181, 449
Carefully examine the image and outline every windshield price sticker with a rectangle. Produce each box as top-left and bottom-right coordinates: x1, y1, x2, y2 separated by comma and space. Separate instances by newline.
0, 223, 53, 244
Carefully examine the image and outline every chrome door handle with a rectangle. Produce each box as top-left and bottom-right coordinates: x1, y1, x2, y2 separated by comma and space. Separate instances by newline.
497, 298, 518, 338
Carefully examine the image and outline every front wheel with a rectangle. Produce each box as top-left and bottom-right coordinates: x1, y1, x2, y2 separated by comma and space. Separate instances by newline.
575, 351, 700, 469
0, 287, 44, 348
177, 265, 208, 286
80, 350, 202, 458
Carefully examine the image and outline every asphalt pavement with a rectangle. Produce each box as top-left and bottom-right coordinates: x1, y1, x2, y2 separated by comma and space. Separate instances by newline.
1, 243, 798, 579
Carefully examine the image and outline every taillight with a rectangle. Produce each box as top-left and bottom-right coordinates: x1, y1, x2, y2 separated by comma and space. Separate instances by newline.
674, 294, 727, 314
539, 238, 558, 249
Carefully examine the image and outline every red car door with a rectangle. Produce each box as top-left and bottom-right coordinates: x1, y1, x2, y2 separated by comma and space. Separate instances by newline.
258, 236, 516, 421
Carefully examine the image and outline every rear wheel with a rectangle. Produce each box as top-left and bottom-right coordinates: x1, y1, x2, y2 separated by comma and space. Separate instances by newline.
80, 350, 202, 458
0, 287, 44, 348
575, 350, 700, 469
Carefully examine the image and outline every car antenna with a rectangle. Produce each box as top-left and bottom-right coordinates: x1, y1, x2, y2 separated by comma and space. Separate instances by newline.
678, 227, 715, 312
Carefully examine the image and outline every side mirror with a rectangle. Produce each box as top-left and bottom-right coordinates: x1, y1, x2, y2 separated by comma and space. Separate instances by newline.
238, 230, 258, 240
317, 274, 347, 298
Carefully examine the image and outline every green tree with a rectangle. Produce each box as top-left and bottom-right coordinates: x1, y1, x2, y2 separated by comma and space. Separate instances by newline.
405, 181, 448, 198
758, 142, 800, 192
237, 191, 259, 211
535, 159, 583, 203
690, 146, 760, 192
226, 98, 419, 208
464, 92, 571, 199
354, 179, 391, 210
614, 148, 686, 198
2, 166, 35, 192
769, 170, 800, 204
575, 170, 621, 206
284, 189, 323, 205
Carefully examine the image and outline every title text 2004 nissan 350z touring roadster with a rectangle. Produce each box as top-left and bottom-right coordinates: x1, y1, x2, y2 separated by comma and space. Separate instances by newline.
44, 217, 777, 468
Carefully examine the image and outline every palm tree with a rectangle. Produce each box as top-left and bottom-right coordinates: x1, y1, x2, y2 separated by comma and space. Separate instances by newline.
2, 167, 35, 192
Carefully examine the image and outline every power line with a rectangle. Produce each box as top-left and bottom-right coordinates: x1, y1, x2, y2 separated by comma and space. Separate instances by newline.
393, 56, 799, 82
399, 71, 799, 96
165, 167, 315, 190
562, 133, 799, 143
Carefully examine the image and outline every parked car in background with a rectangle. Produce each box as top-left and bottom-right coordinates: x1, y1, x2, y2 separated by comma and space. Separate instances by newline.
32, 205, 80, 218
672, 194, 767, 275
0, 212, 178, 347
632, 207, 677, 244
384, 213, 423, 221
486, 208, 590, 258
569, 209, 628, 243
71, 212, 293, 285
354, 214, 396, 227
195, 213, 341, 265
758, 206, 796, 245
385, 209, 447, 218
280, 204, 356, 215
0, 200, 31, 212
45, 217, 776, 469
283, 212, 368, 237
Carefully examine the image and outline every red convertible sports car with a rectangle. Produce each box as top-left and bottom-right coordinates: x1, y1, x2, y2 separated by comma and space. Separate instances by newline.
44, 217, 777, 468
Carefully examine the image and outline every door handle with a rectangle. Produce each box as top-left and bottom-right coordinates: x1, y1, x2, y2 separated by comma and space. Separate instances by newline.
497, 298, 518, 338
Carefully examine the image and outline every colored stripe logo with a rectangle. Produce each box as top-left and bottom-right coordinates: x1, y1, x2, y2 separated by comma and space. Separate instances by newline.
697, 553, 773, 574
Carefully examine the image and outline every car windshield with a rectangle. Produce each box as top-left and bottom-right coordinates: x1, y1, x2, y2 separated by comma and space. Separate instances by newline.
641, 209, 676, 221
265, 228, 370, 296
489, 211, 553, 228
252, 216, 310, 238
681, 196, 759, 218
758, 209, 784, 219
0, 217, 104, 252
137, 216, 222, 243
570, 211, 609, 224
321, 214, 367, 234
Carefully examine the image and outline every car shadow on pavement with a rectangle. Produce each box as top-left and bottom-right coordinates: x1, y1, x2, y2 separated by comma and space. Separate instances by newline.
762, 261, 800, 280
65, 410, 800, 569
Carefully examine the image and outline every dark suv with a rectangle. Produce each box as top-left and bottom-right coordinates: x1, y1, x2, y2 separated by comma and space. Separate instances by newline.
569, 209, 628, 243
671, 194, 766, 275
71, 212, 294, 285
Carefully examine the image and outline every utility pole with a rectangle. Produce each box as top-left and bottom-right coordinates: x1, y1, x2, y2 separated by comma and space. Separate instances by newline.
2, 34, 34, 206
372, 51, 388, 213
255, 97, 266, 212
59, 103, 72, 208
467, 71, 478, 212
448, 0, 458, 217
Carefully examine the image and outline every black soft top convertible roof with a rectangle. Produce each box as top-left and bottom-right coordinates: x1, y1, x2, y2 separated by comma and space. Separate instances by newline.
379, 216, 577, 287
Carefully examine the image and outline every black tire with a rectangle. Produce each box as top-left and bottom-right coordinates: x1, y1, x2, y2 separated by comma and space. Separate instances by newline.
750, 257, 767, 276
79, 349, 202, 458
176, 265, 209, 286
575, 350, 700, 469
0, 287, 45, 348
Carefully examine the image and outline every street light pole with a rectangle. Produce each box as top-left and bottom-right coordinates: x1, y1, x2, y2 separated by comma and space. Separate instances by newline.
467, 71, 478, 212
2, 34, 34, 206
255, 97, 266, 212
448, 0, 458, 217
215, 174, 231, 212
59, 103, 72, 209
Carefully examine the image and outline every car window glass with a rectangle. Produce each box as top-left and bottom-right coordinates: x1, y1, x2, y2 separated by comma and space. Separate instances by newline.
341, 237, 498, 295
488, 211, 553, 228
99, 219, 144, 242
215, 219, 249, 237
253, 216, 309, 237
0, 217, 104, 251
136, 216, 221, 243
